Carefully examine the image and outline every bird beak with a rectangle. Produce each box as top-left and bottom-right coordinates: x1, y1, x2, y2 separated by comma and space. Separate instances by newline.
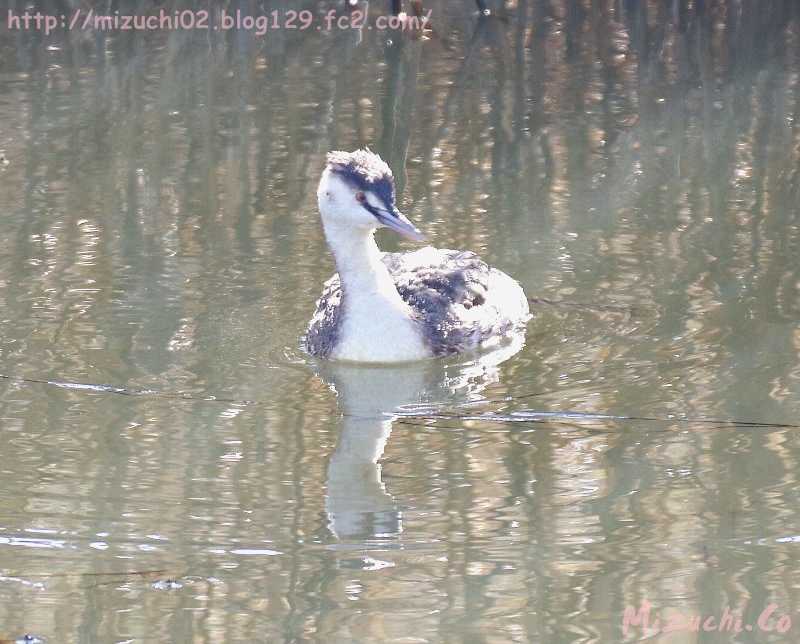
374, 205, 426, 242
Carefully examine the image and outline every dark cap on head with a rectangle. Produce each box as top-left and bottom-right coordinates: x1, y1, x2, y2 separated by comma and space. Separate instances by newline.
326, 148, 396, 208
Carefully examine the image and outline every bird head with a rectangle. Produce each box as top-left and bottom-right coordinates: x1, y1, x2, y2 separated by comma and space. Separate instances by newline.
317, 148, 425, 241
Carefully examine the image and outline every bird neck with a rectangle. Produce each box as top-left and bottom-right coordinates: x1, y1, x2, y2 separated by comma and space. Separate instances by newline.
322, 222, 401, 304
321, 221, 429, 362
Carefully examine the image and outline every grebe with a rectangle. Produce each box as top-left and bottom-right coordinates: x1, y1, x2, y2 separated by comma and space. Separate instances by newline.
304, 149, 530, 363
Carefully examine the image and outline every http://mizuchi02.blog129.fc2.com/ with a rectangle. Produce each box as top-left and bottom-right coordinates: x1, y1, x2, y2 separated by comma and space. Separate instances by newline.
5, 7, 433, 37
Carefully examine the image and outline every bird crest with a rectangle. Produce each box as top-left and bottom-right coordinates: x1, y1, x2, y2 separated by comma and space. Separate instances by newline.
326, 148, 396, 206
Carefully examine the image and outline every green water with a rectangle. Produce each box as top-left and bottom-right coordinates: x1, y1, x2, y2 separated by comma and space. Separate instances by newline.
0, 1, 799, 642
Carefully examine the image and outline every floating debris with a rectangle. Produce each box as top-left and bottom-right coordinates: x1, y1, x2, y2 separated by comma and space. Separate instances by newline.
151, 578, 183, 591
15, 635, 45, 644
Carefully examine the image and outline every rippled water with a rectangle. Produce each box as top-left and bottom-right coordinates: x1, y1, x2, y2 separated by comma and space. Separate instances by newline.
1, 1, 799, 642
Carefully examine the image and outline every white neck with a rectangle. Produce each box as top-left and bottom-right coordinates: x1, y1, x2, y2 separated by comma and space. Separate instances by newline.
322, 222, 430, 362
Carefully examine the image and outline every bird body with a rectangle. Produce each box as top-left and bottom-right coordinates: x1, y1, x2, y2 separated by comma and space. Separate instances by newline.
305, 149, 530, 363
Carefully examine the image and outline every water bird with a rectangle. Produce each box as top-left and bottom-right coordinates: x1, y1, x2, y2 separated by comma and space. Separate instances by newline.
304, 149, 530, 363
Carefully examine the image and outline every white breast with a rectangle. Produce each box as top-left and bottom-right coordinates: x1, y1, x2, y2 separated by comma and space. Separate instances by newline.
331, 281, 431, 363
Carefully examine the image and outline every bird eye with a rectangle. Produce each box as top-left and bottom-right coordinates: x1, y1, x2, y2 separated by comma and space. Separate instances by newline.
355, 191, 366, 203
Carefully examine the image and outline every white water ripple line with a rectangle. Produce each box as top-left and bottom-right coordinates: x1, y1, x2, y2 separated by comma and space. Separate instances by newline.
0, 534, 68, 549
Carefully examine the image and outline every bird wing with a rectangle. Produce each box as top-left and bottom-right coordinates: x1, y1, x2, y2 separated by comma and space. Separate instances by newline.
304, 273, 343, 358
382, 247, 531, 356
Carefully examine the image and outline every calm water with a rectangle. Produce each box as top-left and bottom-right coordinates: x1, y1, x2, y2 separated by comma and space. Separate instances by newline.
1, 1, 799, 642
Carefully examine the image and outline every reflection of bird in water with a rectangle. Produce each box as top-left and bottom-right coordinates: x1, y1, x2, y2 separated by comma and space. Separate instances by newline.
318, 336, 525, 544
305, 149, 530, 363
321, 363, 407, 542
